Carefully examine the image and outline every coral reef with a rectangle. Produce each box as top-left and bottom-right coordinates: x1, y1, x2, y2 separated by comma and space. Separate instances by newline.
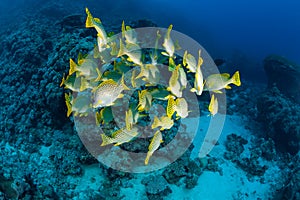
257, 86, 300, 154
141, 175, 172, 200
272, 154, 300, 200
224, 133, 272, 180
264, 55, 300, 104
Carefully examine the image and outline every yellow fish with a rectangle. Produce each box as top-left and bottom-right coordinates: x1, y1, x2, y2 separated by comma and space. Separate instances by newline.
92, 75, 129, 108
208, 94, 218, 116
64, 92, 92, 117
85, 8, 108, 48
118, 39, 142, 66
190, 50, 204, 95
204, 71, 241, 93
122, 21, 138, 46
167, 63, 183, 97
183, 51, 197, 73
149, 88, 170, 100
60, 74, 92, 92
151, 116, 174, 130
145, 130, 163, 165
162, 25, 175, 57
137, 90, 152, 112
166, 96, 176, 118
69, 58, 101, 81
135, 63, 160, 85
100, 127, 138, 146
175, 97, 189, 119
95, 107, 114, 125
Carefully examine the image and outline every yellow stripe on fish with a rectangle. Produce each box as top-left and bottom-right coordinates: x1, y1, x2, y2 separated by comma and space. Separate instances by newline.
167, 96, 176, 118
100, 127, 138, 146
145, 130, 163, 165
137, 89, 152, 112
204, 71, 241, 93
151, 115, 174, 130
208, 94, 218, 116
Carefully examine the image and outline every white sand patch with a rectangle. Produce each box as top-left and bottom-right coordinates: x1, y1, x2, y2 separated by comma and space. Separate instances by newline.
121, 114, 276, 199
72, 164, 105, 191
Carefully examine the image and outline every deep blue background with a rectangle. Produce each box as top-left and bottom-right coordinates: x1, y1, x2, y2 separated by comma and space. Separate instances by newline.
1, 0, 299, 77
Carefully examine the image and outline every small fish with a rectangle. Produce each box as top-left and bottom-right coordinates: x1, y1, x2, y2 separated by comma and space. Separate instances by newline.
72, 94, 92, 116
122, 21, 138, 46
208, 94, 218, 116
167, 64, 183, 97
69, 58, 100, 80
135, 63, 160, 85
190, 50, 204, 95
118, 39, 142, 66
166, 96, 176, 118
85, 8, 108, 48
175, 97, 189, 119
162, 25, 175, 57
183, 51, 197, 73
100, 127, 138, 146
145, 130, 163, 165
137, 89, 152, 112
64, 93, 92, 117
151, 115, 174, 130
60, 74, 92, 92
95, 107, 114, 125
178, 66, 187, 90
204, 71, 241, 93
92, 75, 129, 108
149, 88, 170, 100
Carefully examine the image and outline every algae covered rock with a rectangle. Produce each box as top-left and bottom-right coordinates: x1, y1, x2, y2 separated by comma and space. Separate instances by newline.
141, 175, 172, 199
257, 86, 300, 154
264, 55, 300, 103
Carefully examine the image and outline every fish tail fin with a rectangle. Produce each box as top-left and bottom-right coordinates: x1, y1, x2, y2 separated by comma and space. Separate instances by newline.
121, 75, 130, 90
60, 74, 65, 87
69, 59, 77, 75
151, 116, 160, 129
85, 8, 94, 28
100, 134, 113, 146
135, 65, 146, 79
231, 71, 241, 86
94, 68, 102, 82
80, 77, 89, 91
121, 20, 126, 38
144, 152, 153, 165
64, 93, 72, 117
117, 39, 127, 57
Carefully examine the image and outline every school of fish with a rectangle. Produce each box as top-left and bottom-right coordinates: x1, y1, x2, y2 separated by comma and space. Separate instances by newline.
60, 8, 241, 165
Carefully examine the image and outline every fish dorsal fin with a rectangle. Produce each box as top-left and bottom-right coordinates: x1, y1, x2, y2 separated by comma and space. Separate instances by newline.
221, 73, 230, 79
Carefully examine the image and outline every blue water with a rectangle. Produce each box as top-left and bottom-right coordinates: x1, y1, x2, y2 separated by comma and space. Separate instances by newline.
1, 0, 299, 65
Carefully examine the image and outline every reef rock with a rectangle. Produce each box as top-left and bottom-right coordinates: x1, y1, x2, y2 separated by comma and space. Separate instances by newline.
257, 86, 300, 154
264, 55, 300, 104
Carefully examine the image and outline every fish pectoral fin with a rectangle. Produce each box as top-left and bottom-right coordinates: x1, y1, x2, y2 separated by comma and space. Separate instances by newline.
118, 93, 124, 98
161, 52, 169, 57
213, 90, 222, 94
190, 88, 196, 93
